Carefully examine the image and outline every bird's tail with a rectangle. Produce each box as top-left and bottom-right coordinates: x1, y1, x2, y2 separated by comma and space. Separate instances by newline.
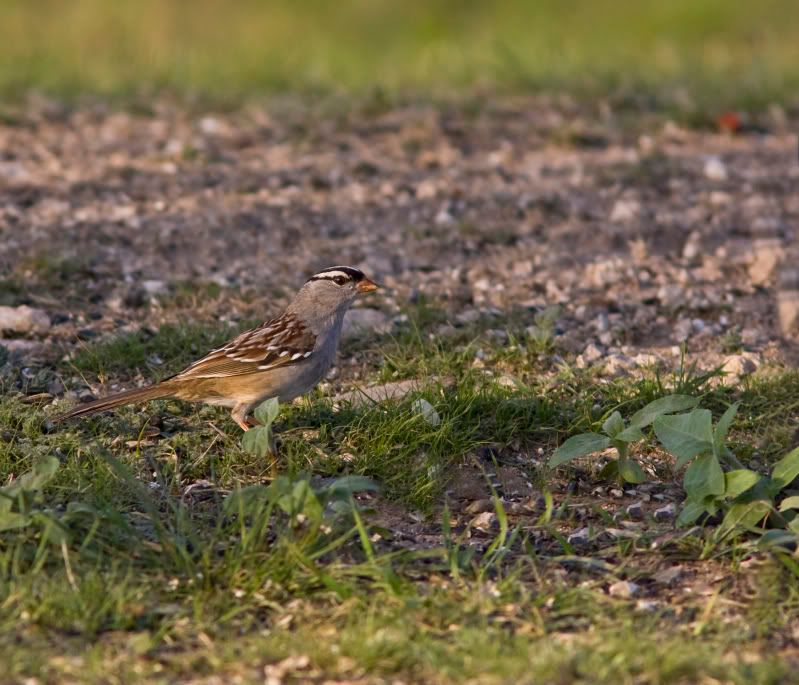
52, 383, 175, 424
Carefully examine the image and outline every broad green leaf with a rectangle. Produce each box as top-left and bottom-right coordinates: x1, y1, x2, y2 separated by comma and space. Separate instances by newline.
719, 500, 771, 534
323, 475, 379, 498
615, 425, 645, 443
772, 447, 799, 489
550, 433, 611, 467
758, 529, 798, 549
2, 455, 60, 498
602, 411, 625, 438
276, 480, 322, 524
724, 469, 761, 499
684, 453, 724, 500
65, 501, 99, 516
31, 512, 69, 545
702, 494, 719, 517
676, 499, 706, 526
253, 397, 280, 427
598, 460, 619, 479
653, 410, 714, 466
713, 402, 739, 455
223, 484, 271, 516
789, 517, 799, 534
779, 495, 799, 512
241, 426, 274, 458
0, 511, 31, 531
628, 395, 699, 429
618, 458, 646, 484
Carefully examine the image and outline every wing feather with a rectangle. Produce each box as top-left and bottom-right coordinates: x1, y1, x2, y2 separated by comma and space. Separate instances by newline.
173, 314, 316, 380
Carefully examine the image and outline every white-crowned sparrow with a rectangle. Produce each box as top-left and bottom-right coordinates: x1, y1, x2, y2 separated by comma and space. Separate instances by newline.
54, 266, 378, 430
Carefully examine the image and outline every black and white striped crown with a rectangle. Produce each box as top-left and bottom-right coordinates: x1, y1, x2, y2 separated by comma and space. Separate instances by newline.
307, 266, 366, 284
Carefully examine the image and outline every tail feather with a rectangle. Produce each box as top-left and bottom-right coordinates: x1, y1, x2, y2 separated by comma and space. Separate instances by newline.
52, 384, 175, 423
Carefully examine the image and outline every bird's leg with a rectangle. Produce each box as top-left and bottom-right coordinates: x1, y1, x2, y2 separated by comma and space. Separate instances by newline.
230, 404, 251, 432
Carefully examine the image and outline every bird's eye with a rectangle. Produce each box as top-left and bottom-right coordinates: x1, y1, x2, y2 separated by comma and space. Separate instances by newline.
333, 276, 348, 286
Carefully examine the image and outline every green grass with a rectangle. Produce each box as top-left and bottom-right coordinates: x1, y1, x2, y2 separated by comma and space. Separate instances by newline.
5, 313, 799, 682
67, 322, 246, 381
1, 0, 798, 107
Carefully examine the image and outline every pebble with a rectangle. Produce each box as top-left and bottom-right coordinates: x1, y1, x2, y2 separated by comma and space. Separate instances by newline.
682, 231, 702, 260
722, 353, 759, 378
435, 207, 455, 225
652, 566, 684, 586
465, 499, 494, 515
582, 343, 604, 362
674, 319, 692, 341
471, 511, 496, 532
455, 309, 481, 325
142, 279, 167, 294
0, 305, 51, 335
341, 308, 392, 342
568, 527, 590, 546
609, 580, 640, 598
657, 284, 684, 308
610, 199, 640, 222
412, 398, 441, 426
603, 353, 635, 376
653, 503, 676, 521
703, 156, 728, 181
626, 501, 645, 519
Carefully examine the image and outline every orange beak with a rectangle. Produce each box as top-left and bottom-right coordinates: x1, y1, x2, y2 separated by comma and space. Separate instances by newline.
357, 278, 379, 293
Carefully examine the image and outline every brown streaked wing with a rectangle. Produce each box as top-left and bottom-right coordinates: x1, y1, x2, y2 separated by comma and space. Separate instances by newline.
173, 314, 316, 380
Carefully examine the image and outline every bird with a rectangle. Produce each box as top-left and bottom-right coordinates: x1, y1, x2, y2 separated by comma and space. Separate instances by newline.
53, 266, 379, 431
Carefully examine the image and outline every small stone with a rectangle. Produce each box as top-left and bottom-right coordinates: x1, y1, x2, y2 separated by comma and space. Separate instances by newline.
652, 566, 684, 586
609, 580, 640, 598
415, 179, 437, 199
568, 527, 590, 546
485, 328, 508, 343
682, 231, 702, 260
435, 207, 454, 225
412, 398, 441, 426
703, 156, 728, 181
582, 343, 604, 362
142, 279, 166, 294
654, 503, 676, 521
610, 199, 640, 222
472, 511, 496, 532
722, 354, 759, 378
749, 250, 781, 286
342, 308, 392, 342
740, 328, 761, 346
465, 499, 494, 515
455, 309, 481, 325
626, 501, 645, 519
657, 284, 684, 308
603, 353, 635, 377
602, 527, 638, 541
0, 305, 51, 335
674, 318, 692, 341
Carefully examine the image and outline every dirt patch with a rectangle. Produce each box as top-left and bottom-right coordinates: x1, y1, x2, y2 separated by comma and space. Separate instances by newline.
2, 99, 797, 376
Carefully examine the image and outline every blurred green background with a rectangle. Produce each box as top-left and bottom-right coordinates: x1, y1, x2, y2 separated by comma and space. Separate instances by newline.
1, 0, 798, 105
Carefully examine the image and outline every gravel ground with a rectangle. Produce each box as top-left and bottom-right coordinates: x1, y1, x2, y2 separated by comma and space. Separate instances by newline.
1, 96, 798, 378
